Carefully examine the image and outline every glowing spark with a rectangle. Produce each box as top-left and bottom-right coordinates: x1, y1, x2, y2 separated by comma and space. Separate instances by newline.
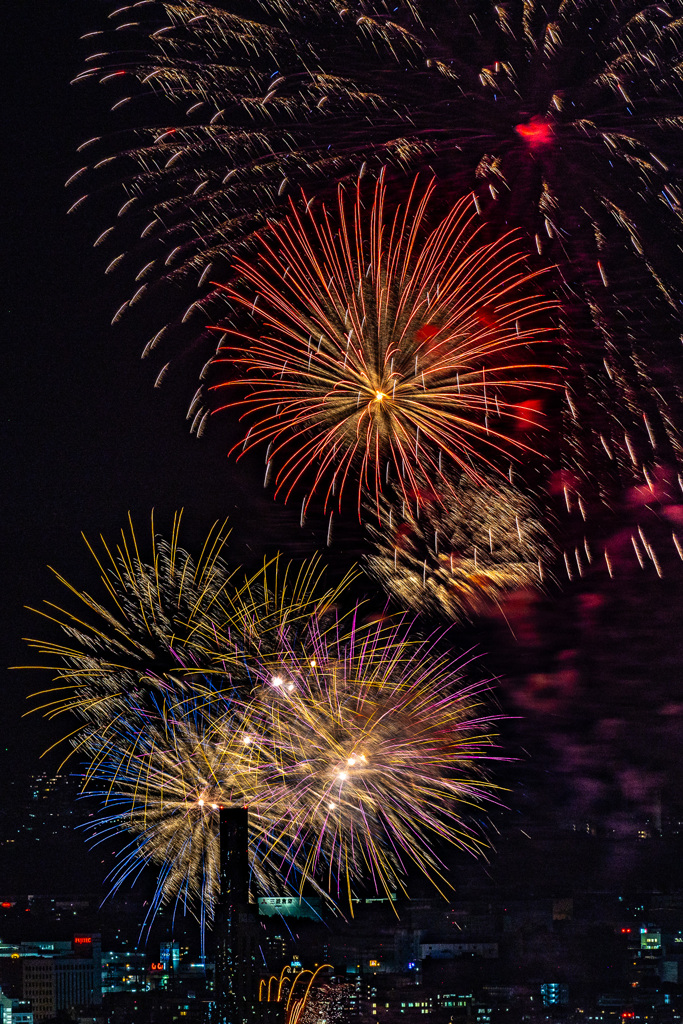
367, 471, 551, 622
213, 179, 557, 518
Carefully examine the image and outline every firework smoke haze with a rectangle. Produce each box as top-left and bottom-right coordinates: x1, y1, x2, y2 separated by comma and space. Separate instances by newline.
366, 472, 551, 622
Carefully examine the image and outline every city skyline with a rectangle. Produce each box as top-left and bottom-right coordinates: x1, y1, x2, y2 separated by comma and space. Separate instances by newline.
4, 2, 683, 1021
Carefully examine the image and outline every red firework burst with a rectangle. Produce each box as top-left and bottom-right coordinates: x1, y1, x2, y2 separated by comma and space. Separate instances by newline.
212, 177, 559, 518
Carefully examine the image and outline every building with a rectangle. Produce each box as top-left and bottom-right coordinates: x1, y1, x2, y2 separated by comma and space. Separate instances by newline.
22, 935, 101, 1022
159, 941, 180, 975
24, 775, 80, 839
214, 808, 258, 1024
257, 897, 322, 921
540, 982, 569, 1007
0, 988, 33, 1024
7, 1002, 31, 1024
101, 950, 147, 995
419, 943, 498, 961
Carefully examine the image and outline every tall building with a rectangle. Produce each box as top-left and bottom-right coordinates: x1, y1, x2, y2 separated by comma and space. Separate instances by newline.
541, 983, 569, 1007
214, 807, 258, 1024
22, 935, 101, 1022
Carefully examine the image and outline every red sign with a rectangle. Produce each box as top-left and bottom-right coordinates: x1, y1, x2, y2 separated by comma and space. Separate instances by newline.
74, 937, 92, 945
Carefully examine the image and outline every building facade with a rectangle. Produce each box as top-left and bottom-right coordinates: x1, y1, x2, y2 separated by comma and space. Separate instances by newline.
21, 935, 101, 1022
214, 808, 258, 1024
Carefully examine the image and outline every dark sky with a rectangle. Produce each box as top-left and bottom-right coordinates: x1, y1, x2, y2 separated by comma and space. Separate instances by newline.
1, 0, 312, 782
4, 3, 683, 908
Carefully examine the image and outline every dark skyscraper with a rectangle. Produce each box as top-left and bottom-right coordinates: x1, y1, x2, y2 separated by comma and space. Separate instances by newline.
214, 807, 259, 1024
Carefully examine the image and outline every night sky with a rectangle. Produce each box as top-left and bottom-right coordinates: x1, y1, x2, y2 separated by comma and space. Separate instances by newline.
4, 1, 683, 899
2, 0, 316, 783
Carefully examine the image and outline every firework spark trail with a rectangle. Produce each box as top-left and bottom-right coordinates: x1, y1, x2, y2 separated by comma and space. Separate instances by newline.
70, 0, 683, 501
82, 703, 279, 934
21, 517, 504, 925
366, 472, 552, 622
72, 0, 683, 305
233, 614, 505, 904
82, 613, 505, 927
20, 514, 358, 768
259, 965, 337, 1024
211, 178, 558, 518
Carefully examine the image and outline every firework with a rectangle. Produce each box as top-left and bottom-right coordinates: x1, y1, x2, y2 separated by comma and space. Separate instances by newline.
366, 473, 551, 622
211, 178, 557, 517
72, 0, 683, 488
72, 0, 683, 306
79, 613, 503, 926
22, 516, 504, 926
233, 614, 502, 904
297, 977, 352, 1024
22, 513, 356, 764
87, 707, 259, 935
260, 966, 336, 1024
85, 695, 340, 932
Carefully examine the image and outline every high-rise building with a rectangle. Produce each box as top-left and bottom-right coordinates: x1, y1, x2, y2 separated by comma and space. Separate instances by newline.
21, 935, 101, 1022
214, 808, 258, 1024
101, 950, 147, 995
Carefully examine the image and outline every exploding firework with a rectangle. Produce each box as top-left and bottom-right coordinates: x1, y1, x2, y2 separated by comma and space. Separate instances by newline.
23, 516, 503, 924
72, 0, 683, 308
366, 473, 551, 622
80, 613, 503, 925
71, 0, 683, 486
242, 615, 504, 904
87, 707, 262, 935
22, 513, 356, 763
259, 966, 337, 1024
211, 179, 557, 517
